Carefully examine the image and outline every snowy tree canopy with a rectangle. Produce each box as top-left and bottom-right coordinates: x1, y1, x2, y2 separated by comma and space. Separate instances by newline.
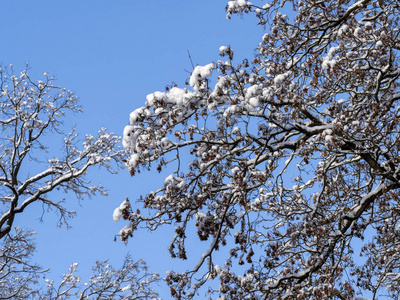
119, 0, 400, 299
0, 65, 159, 300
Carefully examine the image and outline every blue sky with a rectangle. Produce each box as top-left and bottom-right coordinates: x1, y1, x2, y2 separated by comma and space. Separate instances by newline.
1, 1, 265, 298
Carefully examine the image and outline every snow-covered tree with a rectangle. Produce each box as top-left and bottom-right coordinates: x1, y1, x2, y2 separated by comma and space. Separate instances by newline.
118, 0, 400, 299
0, 65, 159, 299
0, 229, 160, 300
39, 255, 159, 300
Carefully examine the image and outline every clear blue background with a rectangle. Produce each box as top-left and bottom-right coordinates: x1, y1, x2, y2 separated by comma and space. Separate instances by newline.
1, 1, 265, 298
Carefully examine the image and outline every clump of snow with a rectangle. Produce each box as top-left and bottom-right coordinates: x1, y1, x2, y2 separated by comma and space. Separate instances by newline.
118, 224, 133, 244
231, 166, 240, 175
164, 174, 175, 186
322, 46, 339, 70
240, 273, 254, 287
167, 87, 189, 106
226, 0, 250, 15
196, 211, 206, 221
248, 97, 259, 108
263, 3, 271, 9
338, 24, 348, 37
354, 27, 363, 38
146, 91, 168, 107
161, 137, 170, 147
232, 127, 240, 135
364, 21, 372, 29
122, 125, 137, 150
189, 63, 214, 91
223, 105, 239, 117
164, 175, 186, 189
128, 153, 140, 169
113, 199, 130, 222
274, 74, 286, 85
219, 46, 234, 59
129, 107, 151, 123
219, 46, 229, 53
245, 84, 262, 107
121, 285, 131, 292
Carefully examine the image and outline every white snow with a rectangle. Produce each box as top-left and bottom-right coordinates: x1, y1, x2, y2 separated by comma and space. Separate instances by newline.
167, 87, 189, 106
164, 174, 175, 186
128, 153, 140, 168
113, 199, 129, 222
219, 46, 229, 53
231, 166, 240, 174
121, 285, 131, 292
354, 27, 362, 38
189, 63, 215, 88
322, 46, 339, 70
129, 107, 145, 123
274, 74, 286, 85
248, 97, 259, 108
113, 208, 123, 223
338, 24, 348, 36
161, 137, 170, 147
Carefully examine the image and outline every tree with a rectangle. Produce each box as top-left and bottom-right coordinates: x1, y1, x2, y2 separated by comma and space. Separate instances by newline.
118, 0, 400, 299
0, 65, 159, 299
